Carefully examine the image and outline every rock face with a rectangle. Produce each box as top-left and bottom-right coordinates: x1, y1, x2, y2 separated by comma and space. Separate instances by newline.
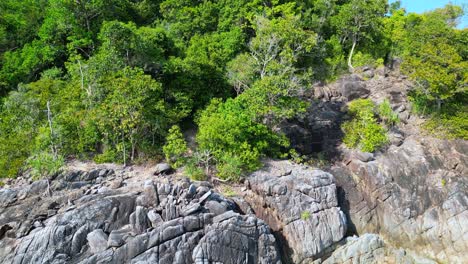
332, 137, 468, 263
244, 160, 347, 263
0, 166, 281, 263
320, 234, 421, 264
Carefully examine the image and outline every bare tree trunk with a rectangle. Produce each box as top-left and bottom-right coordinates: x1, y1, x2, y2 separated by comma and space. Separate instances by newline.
131, 133, 135, 162
47, 101, 57, 160
122, 131, 126, 166
436, 98, 442, 111
348, 37, 357, 72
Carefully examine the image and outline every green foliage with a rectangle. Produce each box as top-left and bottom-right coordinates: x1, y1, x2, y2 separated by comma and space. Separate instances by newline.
163, 125, 188, 167
342, 99, 388, 152
332, 0, 387, 70
26, 152, 64, 180
197, 98, 289, 178
184, 161, 206, 182
352, 52, 383, 69
378, 99, 399, 126
221, 186, 237, 197
0, 0, 466, 178
216, 153, 243, 181
423, 103, 468, 140
399, 5, 466, 109
301, 211, 311, 220
93, 149, 119, 164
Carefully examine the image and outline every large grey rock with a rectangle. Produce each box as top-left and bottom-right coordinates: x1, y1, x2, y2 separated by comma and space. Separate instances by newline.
0, 167, 281, 264
321, 234, 419, 264
193, 213, 281, 264
107, 226, 132, 247
245, 160, 347, 263
332, 138, 468, 263
154, 163, 172, 175
86, 229, 108, 253
339, 74, 370, 101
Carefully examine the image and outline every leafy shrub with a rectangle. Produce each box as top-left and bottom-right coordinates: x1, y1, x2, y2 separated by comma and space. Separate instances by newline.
423, 105, 468, 140
353, 52, 381, 68
197, 98, 288, 180
163, 125, 188, 168
378, 99, 399, 126
342, 99, 388, 152
94, 149, 119, 164
217, 153, 243, 181
184, 161, 206, 181
221, 186, 237, 197
301, 211, 311, 220
410, 91, 468, 140
26, 152, 64, 180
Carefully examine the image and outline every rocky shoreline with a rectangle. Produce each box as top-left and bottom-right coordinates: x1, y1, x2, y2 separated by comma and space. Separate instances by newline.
1, 70, 467, 264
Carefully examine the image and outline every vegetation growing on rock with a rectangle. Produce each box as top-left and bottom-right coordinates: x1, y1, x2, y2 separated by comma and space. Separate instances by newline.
0, 0, 466, 179
342, 99, 389, 152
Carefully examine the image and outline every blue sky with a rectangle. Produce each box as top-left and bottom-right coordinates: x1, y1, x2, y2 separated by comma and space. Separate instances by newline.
392, 0, 468, 28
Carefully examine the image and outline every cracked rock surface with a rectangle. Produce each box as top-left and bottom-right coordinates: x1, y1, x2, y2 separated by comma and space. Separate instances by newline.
0, 166, 281, 264
332, 138, 468, 263
243, 160, 347, 263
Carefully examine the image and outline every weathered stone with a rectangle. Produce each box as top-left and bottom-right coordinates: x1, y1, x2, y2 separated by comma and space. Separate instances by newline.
133, 206, 149, 234
108, 226, 132, 247
154, 163, 172, 175
181, 203, 201, 216
245, 160, 347, 263
332, 138, 468, 263
147, 210, 163, 227
86, 229, 109, 253
340, 74, 370, 101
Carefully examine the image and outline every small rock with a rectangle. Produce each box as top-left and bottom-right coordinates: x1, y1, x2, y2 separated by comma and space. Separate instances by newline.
181, 203, 202, 216
141, 180, 158, 207
86, 229, 108, 253
109, 180, 122, 189
97, 186, 110, 194
33, 221, 43, 228
187, 184, 197, 198
213, 211, 239, 223
147, 210, 163, 227
352, 151, 374, 162
154, 163, 172, 175
196, 186, 210, 196
133, 206, 149, 234
108, 227, 132, 247
98, 169, 108, 178
362, 69, 374, 79
47, 209, 57, 217
199, 190, 212, 204
204, 200, 228, 215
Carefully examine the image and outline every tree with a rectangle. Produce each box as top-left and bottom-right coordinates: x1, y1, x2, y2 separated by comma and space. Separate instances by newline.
333, 0, 387, 71
163, 125, 187, 167
226, 15, 315, 125
400, 5, 466, 110
196, 98, 288, 175
97, 67, 166, 164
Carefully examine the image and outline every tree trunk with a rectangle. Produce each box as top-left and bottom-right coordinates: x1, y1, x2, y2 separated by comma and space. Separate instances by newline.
436, 98, 442, 111
131, 134, 135, 162
348, 37, 357, 73
122, 131, 126, 166
47, 101, 58, 160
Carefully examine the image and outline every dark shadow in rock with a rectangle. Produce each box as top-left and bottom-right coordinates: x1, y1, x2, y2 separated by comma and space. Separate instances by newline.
0, 224, 12, 240
272, 230, 295, 264
281, 99, 346, 160
336, 186, 357, 237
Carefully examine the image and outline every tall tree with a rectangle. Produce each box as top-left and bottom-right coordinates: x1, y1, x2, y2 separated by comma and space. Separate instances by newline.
332, 0, 387, 71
